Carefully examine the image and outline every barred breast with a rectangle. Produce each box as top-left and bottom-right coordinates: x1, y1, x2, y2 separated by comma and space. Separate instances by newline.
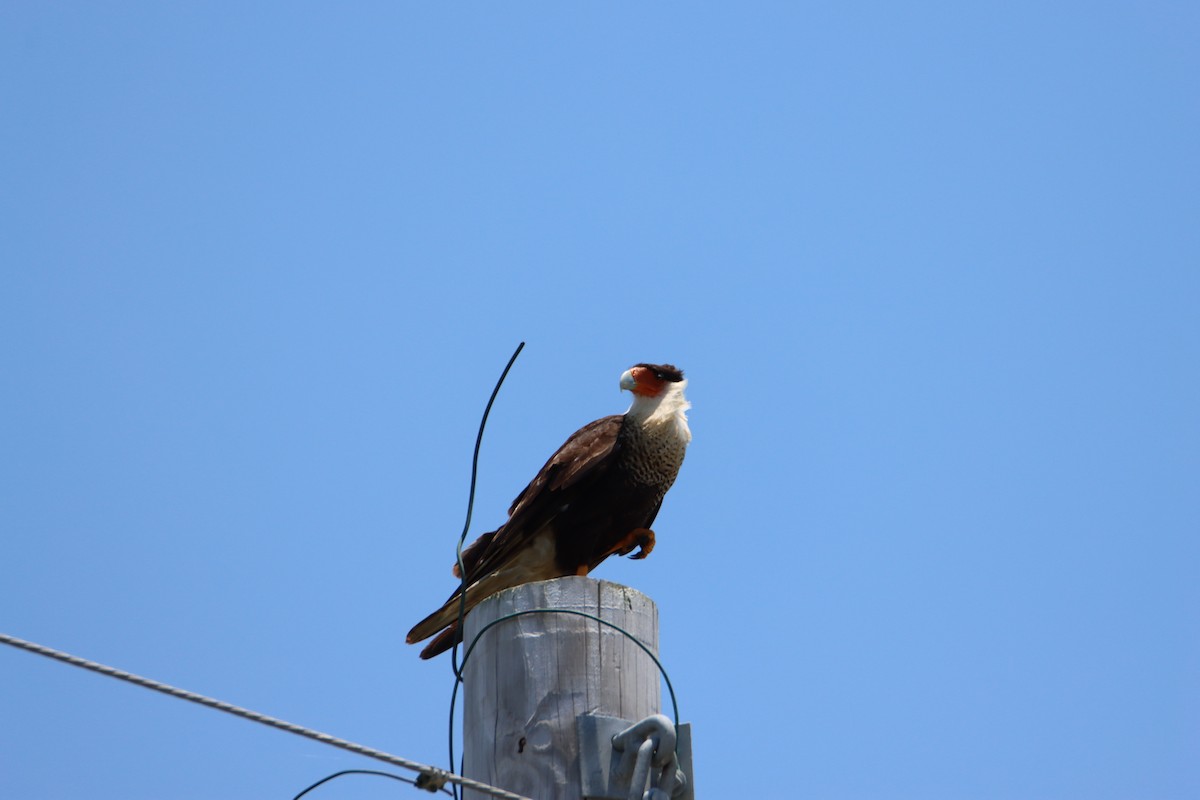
619, 419, 689, 500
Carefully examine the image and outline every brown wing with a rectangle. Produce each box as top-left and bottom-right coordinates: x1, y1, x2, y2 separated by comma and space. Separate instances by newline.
458, 415, 624, 583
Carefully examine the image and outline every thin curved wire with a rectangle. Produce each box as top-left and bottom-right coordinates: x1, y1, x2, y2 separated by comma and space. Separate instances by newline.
450, 341, 524, 680
443, 343, 525, 800
292, 769, 453, 800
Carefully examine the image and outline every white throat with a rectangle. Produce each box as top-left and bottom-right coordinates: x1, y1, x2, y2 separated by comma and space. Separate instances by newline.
626, 379, 692, 443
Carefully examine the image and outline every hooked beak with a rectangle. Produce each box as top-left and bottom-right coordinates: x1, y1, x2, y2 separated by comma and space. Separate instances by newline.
619, 369, 637, 393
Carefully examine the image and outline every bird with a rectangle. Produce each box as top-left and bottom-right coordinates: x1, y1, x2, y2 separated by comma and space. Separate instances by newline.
406, 362, 691, 659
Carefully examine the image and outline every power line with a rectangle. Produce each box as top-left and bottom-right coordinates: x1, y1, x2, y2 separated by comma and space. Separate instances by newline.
0, 631, 531, 800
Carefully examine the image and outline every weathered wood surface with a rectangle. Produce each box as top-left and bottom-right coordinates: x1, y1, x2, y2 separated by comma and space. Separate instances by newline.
462, 577, 660, 800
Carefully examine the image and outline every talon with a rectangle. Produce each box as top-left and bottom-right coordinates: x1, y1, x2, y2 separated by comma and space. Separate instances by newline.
627, 529, 655, 560
599, 527, 657, 562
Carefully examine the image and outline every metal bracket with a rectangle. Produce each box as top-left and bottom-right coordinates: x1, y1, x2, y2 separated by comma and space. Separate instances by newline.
577, 713, 694, 800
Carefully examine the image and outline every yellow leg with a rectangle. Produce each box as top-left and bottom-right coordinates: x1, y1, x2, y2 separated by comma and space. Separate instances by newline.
601, 528, 656, 560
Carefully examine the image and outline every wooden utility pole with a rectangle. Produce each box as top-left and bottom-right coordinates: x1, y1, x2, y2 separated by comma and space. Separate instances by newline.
461, 576, 661, 800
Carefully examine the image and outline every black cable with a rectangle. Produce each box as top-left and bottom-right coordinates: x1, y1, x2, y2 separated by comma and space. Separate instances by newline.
450, 341, 525, 680
291, 769, 453, 799
444, 342, 525, 800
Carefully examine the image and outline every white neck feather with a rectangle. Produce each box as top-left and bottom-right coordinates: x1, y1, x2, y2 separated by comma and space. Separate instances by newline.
626, 379, 692, 443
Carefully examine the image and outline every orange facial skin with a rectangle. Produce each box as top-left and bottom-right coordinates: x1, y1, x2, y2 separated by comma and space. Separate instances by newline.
627, 366, 665, 397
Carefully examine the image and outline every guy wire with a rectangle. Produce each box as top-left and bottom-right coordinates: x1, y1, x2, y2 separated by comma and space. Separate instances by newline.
0, 632, 532, 800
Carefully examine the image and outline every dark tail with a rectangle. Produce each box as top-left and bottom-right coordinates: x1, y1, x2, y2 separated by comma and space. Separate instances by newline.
407, 588, 470, 659
418, 623, 463, 659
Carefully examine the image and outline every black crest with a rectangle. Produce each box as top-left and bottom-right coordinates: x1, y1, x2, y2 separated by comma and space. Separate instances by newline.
634, 363, 685, 382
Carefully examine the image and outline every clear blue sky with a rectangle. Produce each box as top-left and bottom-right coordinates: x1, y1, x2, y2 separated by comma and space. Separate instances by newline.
2, 3, 1197, 798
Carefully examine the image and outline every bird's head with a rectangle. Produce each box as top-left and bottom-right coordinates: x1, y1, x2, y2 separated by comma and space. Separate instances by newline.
620, 363, 685, 398
620, 363, 690, 438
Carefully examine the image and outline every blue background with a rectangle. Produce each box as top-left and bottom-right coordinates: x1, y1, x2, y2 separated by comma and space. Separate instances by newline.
3, 3, 1197, 798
